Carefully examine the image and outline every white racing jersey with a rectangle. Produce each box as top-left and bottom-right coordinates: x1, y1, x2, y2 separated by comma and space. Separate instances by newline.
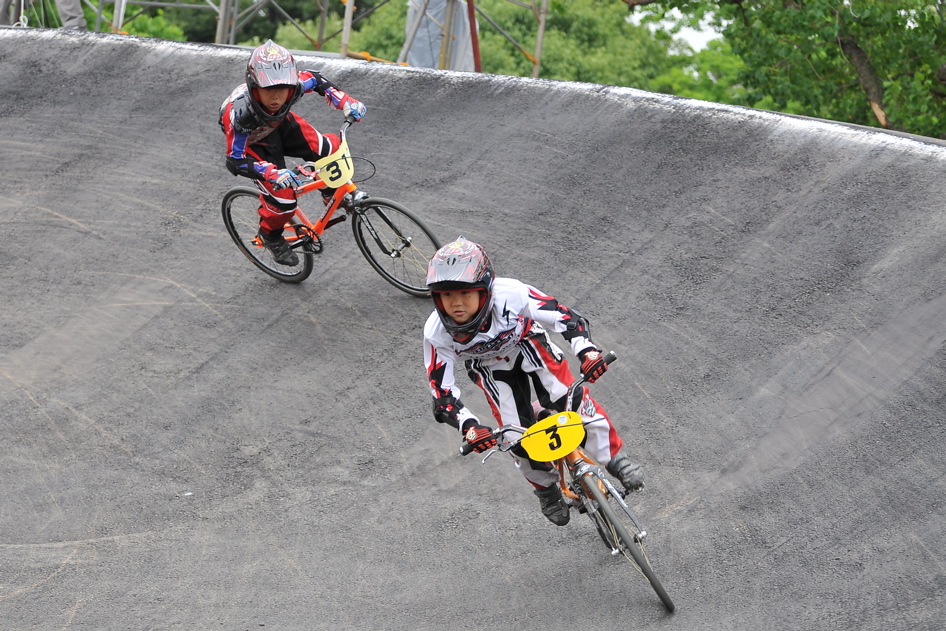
424, 277, 595, 410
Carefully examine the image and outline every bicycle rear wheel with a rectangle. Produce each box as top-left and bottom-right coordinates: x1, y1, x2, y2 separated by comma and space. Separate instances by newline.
583, 472, 675, 612
350, 198, 441, 297
221, 187, 314, 283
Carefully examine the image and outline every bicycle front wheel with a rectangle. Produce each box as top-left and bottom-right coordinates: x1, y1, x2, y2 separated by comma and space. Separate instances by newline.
583, 473, 675, 612
221, 186, 314, 283
350, 198, 441, 297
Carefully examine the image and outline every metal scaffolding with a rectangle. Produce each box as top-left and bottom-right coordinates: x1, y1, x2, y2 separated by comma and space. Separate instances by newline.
7, 0, 552, 75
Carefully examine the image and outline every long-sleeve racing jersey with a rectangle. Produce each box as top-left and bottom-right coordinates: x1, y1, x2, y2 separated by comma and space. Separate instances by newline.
424, 277, 597, 428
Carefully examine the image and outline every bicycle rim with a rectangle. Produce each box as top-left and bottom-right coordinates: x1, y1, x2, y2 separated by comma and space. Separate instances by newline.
350, 198, 441, 297
583, 473, 675, 612
221, 187, 314, 283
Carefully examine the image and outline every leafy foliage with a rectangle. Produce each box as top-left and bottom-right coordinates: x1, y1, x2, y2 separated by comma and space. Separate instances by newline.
118, 9, 186, 40
482, 0, 675, 86
22, 0, 185, 39
634, 0, 946, 138
650, 38, 748, 104
338, 0, 706, 94
156, 0, 382, 46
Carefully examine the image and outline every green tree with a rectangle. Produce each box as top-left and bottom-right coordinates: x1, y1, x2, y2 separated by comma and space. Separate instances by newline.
343, 0, 688, 90
650, 38, 748, 104
20, 0, 185, 39
163, 0, 383, 47
629, 0, 946, 138
118, 9, 186, 40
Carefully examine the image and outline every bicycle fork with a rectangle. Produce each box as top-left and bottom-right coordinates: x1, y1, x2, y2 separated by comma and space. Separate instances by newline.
559, 450, 649, 542
355, 204, 414, 259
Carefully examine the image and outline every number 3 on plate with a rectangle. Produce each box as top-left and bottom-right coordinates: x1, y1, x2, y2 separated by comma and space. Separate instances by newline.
520, 412, 586, 462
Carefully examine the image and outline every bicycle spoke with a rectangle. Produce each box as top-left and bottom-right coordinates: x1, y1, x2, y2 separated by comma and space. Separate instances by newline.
221, 187, 314, 283
351, 198, 441, 297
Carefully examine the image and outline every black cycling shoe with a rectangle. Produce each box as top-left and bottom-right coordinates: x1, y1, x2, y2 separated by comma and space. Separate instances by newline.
534, 484, 570, 526
606, 453, 645, 494
259, 230, 299, 266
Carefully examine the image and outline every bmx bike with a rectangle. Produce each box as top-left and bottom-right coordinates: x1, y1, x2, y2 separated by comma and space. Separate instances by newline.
461, 352, 675, 612
221, 116, 441, 296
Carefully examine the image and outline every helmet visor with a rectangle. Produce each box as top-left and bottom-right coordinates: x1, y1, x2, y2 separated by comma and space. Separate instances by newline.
248, 42, 298, 88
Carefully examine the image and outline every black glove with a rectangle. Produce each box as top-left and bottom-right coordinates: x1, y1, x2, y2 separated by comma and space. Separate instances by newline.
579, 348, 608, 383
462, 421, 497, 453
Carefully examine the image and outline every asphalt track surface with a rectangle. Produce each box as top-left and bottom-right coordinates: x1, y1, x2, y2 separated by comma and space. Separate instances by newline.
2, 28, 945, 631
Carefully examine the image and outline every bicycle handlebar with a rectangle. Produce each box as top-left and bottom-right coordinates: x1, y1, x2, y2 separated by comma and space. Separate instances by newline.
458, 425, 525, 457
290, 115, 358, 181
459, 350, 617, 457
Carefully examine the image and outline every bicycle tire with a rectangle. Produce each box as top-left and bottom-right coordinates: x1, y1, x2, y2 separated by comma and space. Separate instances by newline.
350, 198, 441, 297
221, 187, 314, 283
583, 473, 675, 612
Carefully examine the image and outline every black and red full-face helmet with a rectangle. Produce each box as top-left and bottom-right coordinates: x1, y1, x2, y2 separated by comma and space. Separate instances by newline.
245, 40, 303, 124
426, 237, 495, 340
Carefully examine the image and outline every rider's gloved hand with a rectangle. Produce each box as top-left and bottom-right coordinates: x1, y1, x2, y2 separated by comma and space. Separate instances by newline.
326, 87, 366, 122
343, 99, 367, 122
262, 165, 302, 191
578, 348, 608, 383
462, 421, 497, 453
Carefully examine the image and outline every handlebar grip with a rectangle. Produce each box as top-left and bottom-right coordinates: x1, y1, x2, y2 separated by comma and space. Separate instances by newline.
459, 426, 500, 456
576, 350, 618, 383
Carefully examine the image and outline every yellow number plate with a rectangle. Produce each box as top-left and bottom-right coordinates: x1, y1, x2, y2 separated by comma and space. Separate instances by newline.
313, 138, 354, 186
519, 411, 586, 462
